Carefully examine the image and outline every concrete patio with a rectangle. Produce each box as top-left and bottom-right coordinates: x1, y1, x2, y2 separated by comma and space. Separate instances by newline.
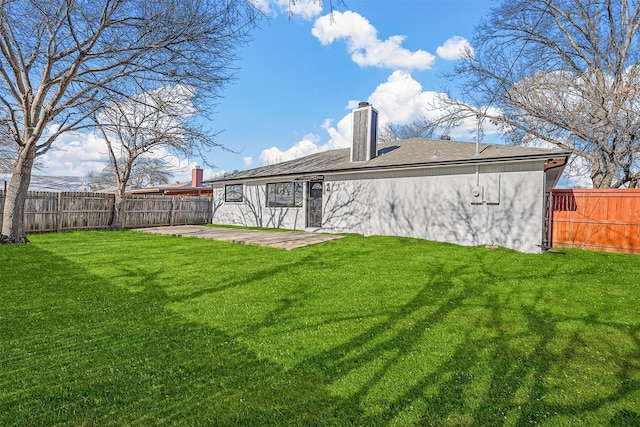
133, 225, 344, 250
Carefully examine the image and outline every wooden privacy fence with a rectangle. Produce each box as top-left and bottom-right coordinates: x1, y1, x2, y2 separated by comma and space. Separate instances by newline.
0, 191, 212, 233
548, 189, 640, 254
122, 194, 212, 228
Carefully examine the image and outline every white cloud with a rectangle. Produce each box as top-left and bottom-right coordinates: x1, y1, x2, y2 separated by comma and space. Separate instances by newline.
206, 169, 228, 180
322, 113, 352, 150
36, 84, 210, 184
368, 70, 436, 124
436, 36, 473, 60
259, 137, 323, 165
368, 71, 502, 139
312, 11, 435, 71
243, 156, 254, 166
36, 125, 207, 185
37, 129, 109, 176
256, 71, 505, 166
258, 115, 352, 167
251, 0, 322, 20
154, 148, 195, 180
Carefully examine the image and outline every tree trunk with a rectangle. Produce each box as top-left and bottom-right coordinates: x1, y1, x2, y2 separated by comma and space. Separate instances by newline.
1, 145, 36, 243
109, 185, 127, 230
590, 154, 617, 188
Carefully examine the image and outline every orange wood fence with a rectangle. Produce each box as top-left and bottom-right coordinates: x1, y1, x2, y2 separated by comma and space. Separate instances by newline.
549, 189, 640, 254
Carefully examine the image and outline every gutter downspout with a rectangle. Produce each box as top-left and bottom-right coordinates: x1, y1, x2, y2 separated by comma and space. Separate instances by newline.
542, 155, 569, 251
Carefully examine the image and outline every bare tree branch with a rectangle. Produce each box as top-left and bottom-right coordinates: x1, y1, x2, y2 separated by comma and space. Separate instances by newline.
86, 159, 173, 192
288, 0, 346, 16
92, 84, 219, 229
0, 0, 260, 242
436, 0, 640, 188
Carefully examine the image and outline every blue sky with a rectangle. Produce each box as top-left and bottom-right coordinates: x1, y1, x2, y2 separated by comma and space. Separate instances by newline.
39, 0, 497, 182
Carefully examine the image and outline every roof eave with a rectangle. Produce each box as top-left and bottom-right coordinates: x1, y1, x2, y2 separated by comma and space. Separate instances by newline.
203, 151, 572, 185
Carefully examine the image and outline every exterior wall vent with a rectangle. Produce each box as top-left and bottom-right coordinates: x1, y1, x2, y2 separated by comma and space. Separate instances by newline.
351, 102, 378, 162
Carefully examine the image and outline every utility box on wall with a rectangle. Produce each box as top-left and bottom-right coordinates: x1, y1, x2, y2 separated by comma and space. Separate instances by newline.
471, 174, 501, 205
471, 185, 483, 204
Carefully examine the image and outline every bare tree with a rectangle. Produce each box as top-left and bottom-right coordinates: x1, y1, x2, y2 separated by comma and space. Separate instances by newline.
0, 111, 15, 173
0, 0, 260, 243
86, 159, 173, 192
378, 117, 440, 143
433, 0, 640, 188
92, 85, 216, 229
0, 140, 13, 174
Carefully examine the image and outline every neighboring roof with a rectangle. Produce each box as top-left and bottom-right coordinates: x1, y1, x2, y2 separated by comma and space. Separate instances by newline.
125, 181, 212, 196
91, 182, 211, 195
0, 174, 90, 192
204, 138, 571, 184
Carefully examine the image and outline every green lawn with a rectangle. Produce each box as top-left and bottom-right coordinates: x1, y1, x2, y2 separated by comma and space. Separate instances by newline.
1, 230, 639, 426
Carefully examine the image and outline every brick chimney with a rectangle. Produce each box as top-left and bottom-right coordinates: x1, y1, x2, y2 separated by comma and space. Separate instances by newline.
191, 166, 203, 187
351, 101, 378, 162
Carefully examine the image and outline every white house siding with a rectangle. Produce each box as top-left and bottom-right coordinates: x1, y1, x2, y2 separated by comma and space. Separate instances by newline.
210, 160, 548, 253
212, 181, 306, 230
321, 161, 547, 253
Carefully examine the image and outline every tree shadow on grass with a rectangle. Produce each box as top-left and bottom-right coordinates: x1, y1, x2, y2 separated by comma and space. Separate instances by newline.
2, 240, 639, 426
229, 246, 640, 426
0, 245, 355, 425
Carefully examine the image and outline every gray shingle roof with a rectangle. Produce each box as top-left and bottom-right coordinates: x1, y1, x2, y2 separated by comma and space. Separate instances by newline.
205, 138, 570, 184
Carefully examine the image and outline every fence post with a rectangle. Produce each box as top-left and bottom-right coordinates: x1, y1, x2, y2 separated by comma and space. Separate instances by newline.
57, 192, 63, 232
208, 194, 213, 224
169, 196, 176, 226
543, 191, 553, 250
0, 189, 4, 231
122, 195, 127, 229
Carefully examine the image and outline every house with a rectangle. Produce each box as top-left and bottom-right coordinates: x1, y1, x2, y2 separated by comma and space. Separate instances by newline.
126, 167, 212, 196
204, 102, 570, 253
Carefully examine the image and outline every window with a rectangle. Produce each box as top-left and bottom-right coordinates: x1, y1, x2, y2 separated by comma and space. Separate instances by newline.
225, 184, 243, 202
266, 182, 303, 207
